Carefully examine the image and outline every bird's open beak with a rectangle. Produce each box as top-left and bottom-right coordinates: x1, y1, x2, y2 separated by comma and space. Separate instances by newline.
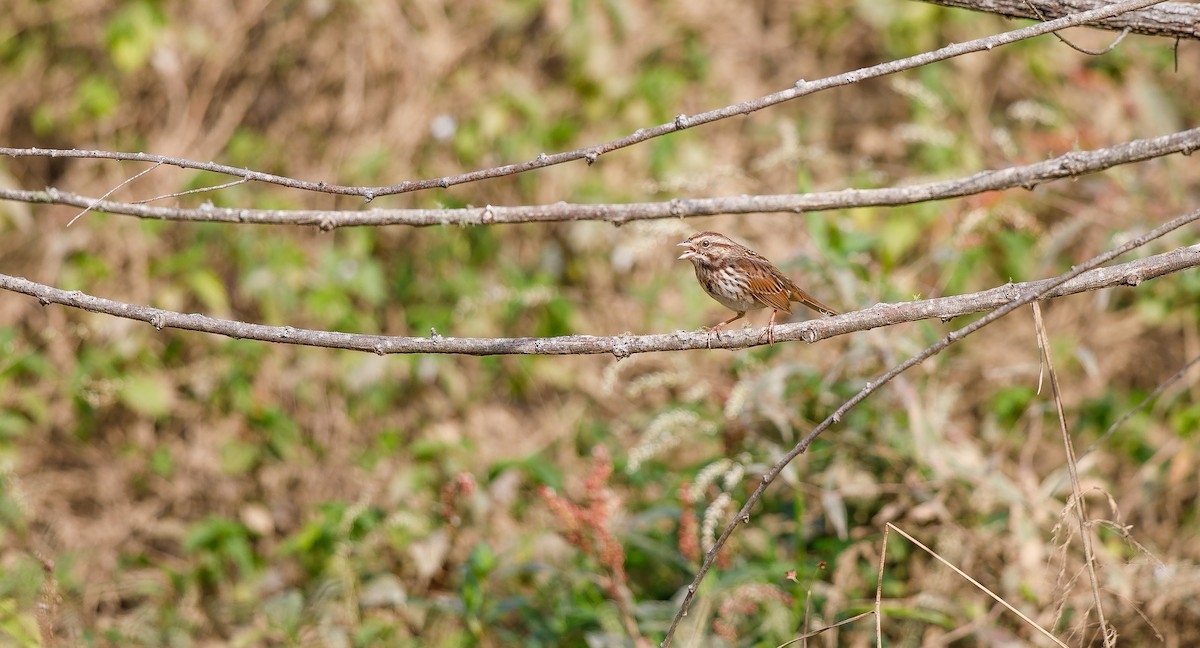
676, 240, 696, 260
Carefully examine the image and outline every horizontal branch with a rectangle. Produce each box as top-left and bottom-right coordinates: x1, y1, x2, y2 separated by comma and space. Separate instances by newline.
5, 128, 1197, 228
916, 0, 1199, 40
2, 245, 1196, 357
0, 0, 1167, 200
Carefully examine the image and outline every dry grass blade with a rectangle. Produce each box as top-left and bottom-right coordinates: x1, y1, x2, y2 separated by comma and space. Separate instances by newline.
1032, 303, 1113, 647
774, 610, 875, 648
886, 523, 1069, 647
33, 550, 60, 648
875, 524, 889, 646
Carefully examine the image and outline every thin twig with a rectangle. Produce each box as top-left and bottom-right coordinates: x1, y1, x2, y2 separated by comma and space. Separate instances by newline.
802, 590, 811, 648
65, 161, 162, 226
774, 611, 876, 647
1033, 303, 1112, 646
1083, 352, 1200, 456
133, 177, 250, 204
1023, 0, 1133, 54
4, 128, 1198, 228
1, 243, 1195, 357
659, 209, 1200, 647
0, 0, 1170, 200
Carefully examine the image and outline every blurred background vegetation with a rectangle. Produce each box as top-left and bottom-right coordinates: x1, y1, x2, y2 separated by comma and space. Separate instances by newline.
1, 1, 1198, 646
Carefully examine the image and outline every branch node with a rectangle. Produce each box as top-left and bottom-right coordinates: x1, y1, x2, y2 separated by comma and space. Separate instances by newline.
585, 150, 600, 166
281, 326, 294, 339
674, 114, 690, 129
741, 514, 750, 524
37, 296, 49, 306
536, 153, 549, 162
373, 344, 386, 355
1124, 273, 1143, 286
801, 326, 818, 344
319, 216, 337, 232
1060, 151, 1087, 175
481, 205, 495, 224
363, 191, 374, 204
794, 79, 807, 89
611, 340, 632, 359
150, 314, 166, 330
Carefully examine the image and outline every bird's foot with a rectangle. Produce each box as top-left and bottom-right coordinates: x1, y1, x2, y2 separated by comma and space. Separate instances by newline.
701, 325, 724, 348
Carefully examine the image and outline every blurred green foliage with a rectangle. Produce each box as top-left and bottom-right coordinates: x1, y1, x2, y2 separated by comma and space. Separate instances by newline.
2, 1, 1199, 646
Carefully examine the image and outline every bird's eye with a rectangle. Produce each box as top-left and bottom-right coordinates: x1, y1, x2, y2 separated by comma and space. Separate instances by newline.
701, 240, 711, 247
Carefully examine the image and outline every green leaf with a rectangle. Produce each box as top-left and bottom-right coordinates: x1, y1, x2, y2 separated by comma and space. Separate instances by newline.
104, 0, 166, 72
118, 373, 174, 418
0, 598, 41, 647
188, 269, 231, 317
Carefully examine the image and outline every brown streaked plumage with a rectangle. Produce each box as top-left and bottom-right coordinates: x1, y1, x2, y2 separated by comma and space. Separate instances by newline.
676, 231, 838, 344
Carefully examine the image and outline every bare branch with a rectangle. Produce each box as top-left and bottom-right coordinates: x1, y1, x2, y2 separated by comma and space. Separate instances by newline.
1, 242, 1196, 358
0, 0, 1169, 200
915, 0, 1199, 40
659, 209, 1200, 646
4, 128, 1197, 229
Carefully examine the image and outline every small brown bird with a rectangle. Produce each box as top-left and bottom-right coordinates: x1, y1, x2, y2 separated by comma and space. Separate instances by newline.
677, 231, 838, 344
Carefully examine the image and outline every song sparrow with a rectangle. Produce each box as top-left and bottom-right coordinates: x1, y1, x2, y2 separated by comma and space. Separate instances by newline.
677, 231, 838, 344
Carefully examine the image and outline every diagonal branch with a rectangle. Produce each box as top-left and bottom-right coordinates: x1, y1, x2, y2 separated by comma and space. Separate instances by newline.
4, 128, 1197, 228
1, 242, 1196, 357
915, 0, 1199, 40
0, 0, 1168, 200
658, 208, 1200, 646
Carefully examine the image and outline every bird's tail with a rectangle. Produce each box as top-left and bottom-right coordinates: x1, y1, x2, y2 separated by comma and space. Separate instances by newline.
790, 287, 839, 317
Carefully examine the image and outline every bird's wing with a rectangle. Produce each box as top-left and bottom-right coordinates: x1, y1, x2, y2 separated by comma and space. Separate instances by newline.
744, 246, 840, 316
741, 257, 794, 312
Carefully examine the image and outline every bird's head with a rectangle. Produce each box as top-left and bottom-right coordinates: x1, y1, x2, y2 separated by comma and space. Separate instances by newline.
676, 231, 741, 263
